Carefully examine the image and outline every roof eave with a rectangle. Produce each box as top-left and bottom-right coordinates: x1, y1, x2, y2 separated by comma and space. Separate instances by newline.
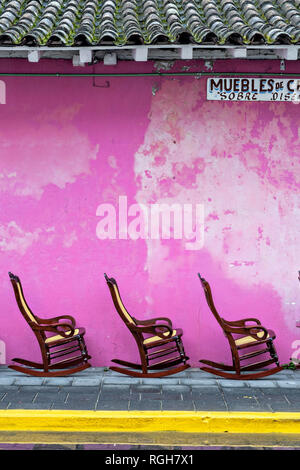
0, 44, 298, 64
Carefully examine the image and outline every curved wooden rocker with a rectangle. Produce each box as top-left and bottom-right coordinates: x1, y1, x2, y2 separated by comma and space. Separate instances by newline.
8, 272, 91, 376
197, 273, 282, 380
104, 273, 190, 377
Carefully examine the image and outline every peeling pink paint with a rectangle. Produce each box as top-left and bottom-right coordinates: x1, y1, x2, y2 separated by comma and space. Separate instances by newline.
0, 58, 299, 369
207, 212, 219, 221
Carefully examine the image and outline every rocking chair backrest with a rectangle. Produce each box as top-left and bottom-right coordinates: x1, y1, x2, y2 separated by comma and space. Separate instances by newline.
8, 272, 38, 326
197, 273, 225, 327
104, 273, 136, 327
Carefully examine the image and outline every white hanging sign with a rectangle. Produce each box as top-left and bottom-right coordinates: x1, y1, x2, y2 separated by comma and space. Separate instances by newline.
207, 77, 300, 102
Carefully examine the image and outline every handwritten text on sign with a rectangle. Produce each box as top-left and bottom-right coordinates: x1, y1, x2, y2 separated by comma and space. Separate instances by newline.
207, 77, 300, 102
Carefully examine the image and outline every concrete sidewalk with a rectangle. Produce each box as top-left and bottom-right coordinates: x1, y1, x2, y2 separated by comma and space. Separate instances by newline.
0, 365, 300, 446
0, 365, 300, 413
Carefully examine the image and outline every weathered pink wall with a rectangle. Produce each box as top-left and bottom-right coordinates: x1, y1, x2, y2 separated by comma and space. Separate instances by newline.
0, 57, 299, 368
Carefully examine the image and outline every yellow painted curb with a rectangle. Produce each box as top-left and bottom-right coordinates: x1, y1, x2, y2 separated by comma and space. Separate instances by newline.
0, 410, 300, 434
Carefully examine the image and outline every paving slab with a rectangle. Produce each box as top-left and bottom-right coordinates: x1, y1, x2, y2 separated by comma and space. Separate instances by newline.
129, 400, 162, 411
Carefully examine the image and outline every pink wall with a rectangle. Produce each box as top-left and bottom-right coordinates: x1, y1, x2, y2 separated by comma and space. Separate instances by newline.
0, 57, 299, 368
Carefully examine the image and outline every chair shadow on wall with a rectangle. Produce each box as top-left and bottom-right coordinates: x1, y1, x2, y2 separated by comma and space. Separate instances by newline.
8, 272, 91, 377
197, 273, 283, 380
104, 273, 190, 377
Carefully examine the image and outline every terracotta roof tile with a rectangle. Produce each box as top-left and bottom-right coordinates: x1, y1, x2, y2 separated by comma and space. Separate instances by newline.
0, 0, 299, 46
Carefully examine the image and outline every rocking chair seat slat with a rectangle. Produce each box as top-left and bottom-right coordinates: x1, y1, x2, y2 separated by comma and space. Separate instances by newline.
240, 358, 277, 371
234, 330, 274, 347
143, 329, 181, 345
147, 355, 188, 369
45, 327, 83, 344
239, 347, 270, 361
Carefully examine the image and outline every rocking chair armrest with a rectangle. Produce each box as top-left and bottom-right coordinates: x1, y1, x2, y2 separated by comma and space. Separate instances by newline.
132, 323, 173, 339
35, 315, 76, 327
133, 317, 173, 327
32, 322, 75, 338
223, 317, 261, 327
225, 324, 269, 341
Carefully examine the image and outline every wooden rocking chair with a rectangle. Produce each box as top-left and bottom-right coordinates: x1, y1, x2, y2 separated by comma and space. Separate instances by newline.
104, 273, 190, 377
197, 273, 282, 380
8, 272, 91, 377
